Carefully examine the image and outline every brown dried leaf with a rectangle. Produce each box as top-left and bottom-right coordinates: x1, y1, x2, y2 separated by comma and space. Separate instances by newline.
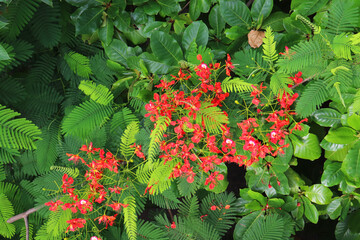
248, 30, 265, 48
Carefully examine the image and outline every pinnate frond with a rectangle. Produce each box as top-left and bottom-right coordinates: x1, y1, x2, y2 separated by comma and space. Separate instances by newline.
221, 77, 253, 93
196, 102, 228, 134
262, 26, 278, 64
123, 196, 137, 240
64, 51, 92, 78
79, 80, 114, 105
120, 121, 139, 159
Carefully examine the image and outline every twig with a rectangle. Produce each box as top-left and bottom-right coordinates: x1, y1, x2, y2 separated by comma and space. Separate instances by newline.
246, 0, 255, 7
179, 1, 190, 14
290, 74, 317, 89
7, 205, 45, 240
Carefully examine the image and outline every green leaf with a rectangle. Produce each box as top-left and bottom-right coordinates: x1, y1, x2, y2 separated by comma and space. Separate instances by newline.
302, 196, 318, 224
123, 196, 137, 240
189, 0, 211, 20
220, 0, 251, 28
99, 19, 114, 46
290, 133, 321, 160
347, 114, 360, 131
341, 141, 360, 187
326, 198, 342, 220
140, 52, 172, 74
0, 193, 15, 238
268, 198, 285, 208
291, 0, 329, 16
71, 6, 103, 35
321, 160, 344, 187
64, 51, 92, 78
209, 4, 225, 36
150, 31, 183, 66
233, 211, 263, 239
325, 127, 357, 144
104, 39, 135, 67
0, 44, 10, 61
182, 21, 209, 51
262, 12, 287, 31
270, 73, 293, 96
312, 108, 341, 127
304, 184, 333, 205
251, 0, 273, 22
283, 17, 311, 35
348, 209, 360, 233
157, 0, 180, 16
79, 80, 114, 105
247, 189, 267, 205
224, 26, 248, 40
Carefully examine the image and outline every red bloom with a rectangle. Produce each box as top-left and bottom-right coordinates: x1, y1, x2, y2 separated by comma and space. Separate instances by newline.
225, 54, 234, 76
210, 205, 217, 211
75, 199, 93, 214
171, 69, 191, 81
108, 186, 123, 194
62, 173, 74, 194
80, 142, 100, 154
205, 171, 224, 190
155, 79, 176, 91
130, 143, 146, 159
45, 200, 63, 211
95, 214, 117, 229
107, 202, 129, 212
66, 218, 86, 232
66, 153, 84, 164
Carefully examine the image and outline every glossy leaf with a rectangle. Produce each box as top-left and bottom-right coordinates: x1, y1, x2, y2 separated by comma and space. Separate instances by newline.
262, 12, 287, 31
348, 210, 360, 233
0, 44, 10, 61
150, 31, 183, 66
321, 160, 344, 187
283, 17, 311, 35
182, 21, 209, 51
290, 133, 321, 160
247, 189, 267, 205
312, 108, 341, 127
325, 127, 357, 144
71, 6, 103, 35
304, 184, 333, 205
251, 0, 273, 22
291, 0, 329, 16
326, 198, 342, 220
220, 0, 251, 28
341, 141, 360, 187
233, 211, 263, 239
347, 113, 360, 131
189, 0, 211, 20
209, 4, 225, 36
98, 19, 114, 46
104, 39, 135, 67
302, 196, 319, 224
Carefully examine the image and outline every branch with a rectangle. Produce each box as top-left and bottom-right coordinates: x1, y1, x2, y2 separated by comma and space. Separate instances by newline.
246, 0, 255, 7
7, 205, 45, 240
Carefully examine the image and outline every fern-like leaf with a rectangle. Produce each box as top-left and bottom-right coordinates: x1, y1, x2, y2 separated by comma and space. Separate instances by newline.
243, 213, 285, 240
10, 40, 34, 69
0, 164, 5, 182
120, 121, 139, 159
0, 77, 26, 105
30, 2, 61, 48
79, 80, 114, 105
20, 224, 34, 240
296, 80, 329, 117
20, 151, 39, 176
352, 89, 360, 113
332, 33, 352, 60
177, 174, 201, 197
149, 188, 181, 209
0, 148, 19, 164
196, 102, 228, 134
2, 0, 39, 40
49, 166, 79, 178
178, 195, 200, 218
270, 73, 293, 96
327, 0, 359, 35
221, 77, 254, 93
123, 196, 137, 240
27, 54, 57, 84
62, 100, 113, 137
137, 219, 168, 240
148, 160, 178, 195
0, 193, 15, 238
0, 104, 42, 150
46, 209, 72, 237
148, 116, 170, 162
262, 26, 278, 64
277, 39, 323, 73
35, 121, 60, 173
111, 107, 138, 133
64, 51, 92, 78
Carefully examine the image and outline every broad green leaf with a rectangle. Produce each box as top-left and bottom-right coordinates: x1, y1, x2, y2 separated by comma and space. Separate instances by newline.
304, 184, 333, 205
189, 0, 211, 20
113, 11, 131, 32
290, 133, 321, 160
347, 114, 360, 130
320, 139, 346, 152
327, 198, 342, 220
182, 21, 209, 51
283, 17, 311, 35
247, 189, 267, 205
99, 19, 114, 46
335, 217, 360, 240
157, 0, 181, 16
71, 6, 103, 35
270, 172, 290, 195
140, 52, 172, 74
0, 44, 10, 61
233, 211, 263, 239
209, 5, 225, 37
325, 127, 357, 144
278, 137, 293, 164
291, 0, 329, 16
341, 141, 360, 187
224, 26, 249, 40
104, 39, 135, 67
348, 210, 360, 233
65, 0, 101, 7
302, 196, 319, 224
321, 160, 344, 187
262, 12, 287, 31
312, 108, 341, 127
251, 0, 273, 22
220, 0, 251, 28
150, 31, 183, 66
285, 168, 305, 194
123, 29, 147, 45
268, 198, 285, 208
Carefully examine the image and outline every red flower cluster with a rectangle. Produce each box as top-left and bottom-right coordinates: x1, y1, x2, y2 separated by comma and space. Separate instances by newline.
144, 56, 239, 190
45, 143, 134, 233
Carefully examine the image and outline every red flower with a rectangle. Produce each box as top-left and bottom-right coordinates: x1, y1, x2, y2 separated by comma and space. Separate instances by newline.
205, 171, 224, 190
107, 202, 129, 212
279, 46, 295, 59
62, 174, 74, 194
288, 71, 303, 87
66, 153, 84, 164
80, 142, 100, 154
171, 69, 191, 81
130, 143, 146, 159
210, 205, 217, 211
225, 54, 234, 76
45, 200, 63, 211
225, 205, 230, 209
75, 199, 93, 214
95, 214, 117, 229
108, 186, 123, 194
66, 218, 86, 232
155, 79, 176, 91
171, 222, 176, 229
